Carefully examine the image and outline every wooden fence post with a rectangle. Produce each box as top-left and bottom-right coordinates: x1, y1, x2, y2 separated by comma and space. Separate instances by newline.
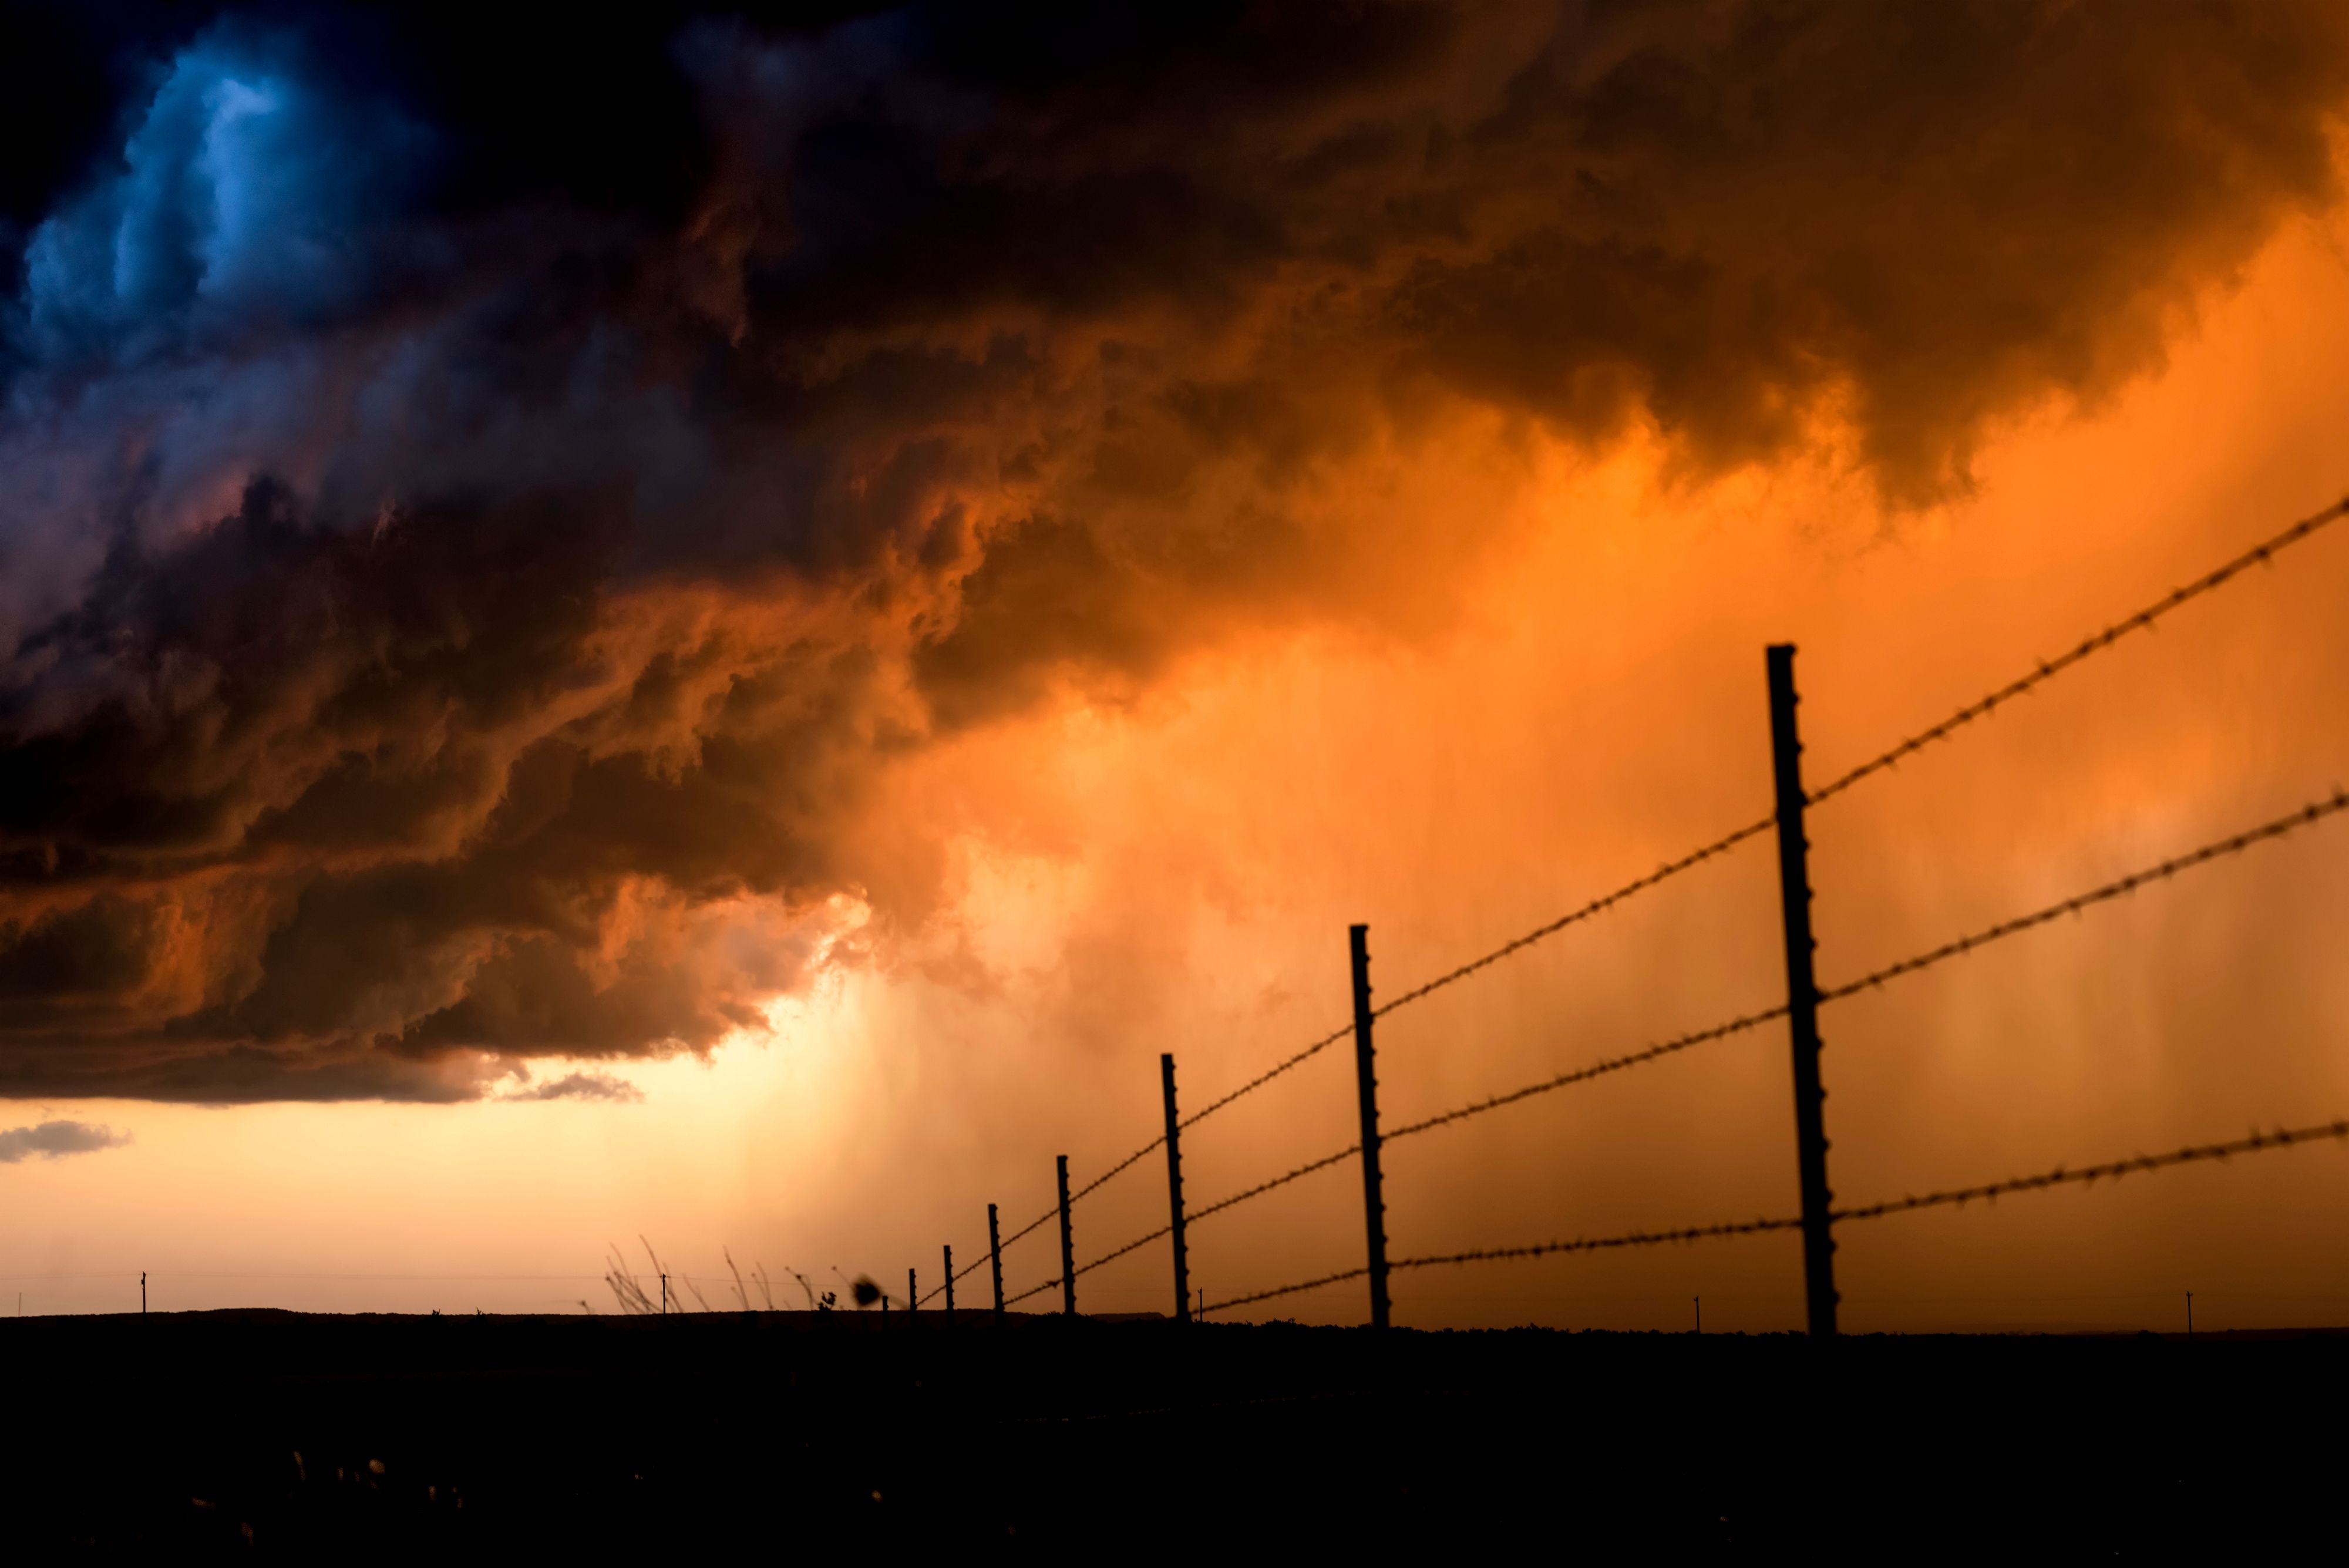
943, 1244, 955, 1323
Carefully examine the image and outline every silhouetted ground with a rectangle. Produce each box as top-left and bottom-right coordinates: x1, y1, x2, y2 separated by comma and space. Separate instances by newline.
0, 1309, 2338, 1557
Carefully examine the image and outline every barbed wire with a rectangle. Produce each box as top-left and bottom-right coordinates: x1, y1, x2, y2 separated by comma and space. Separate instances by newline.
1179, 1024, 1355, 1130
1197, 1265, 1368, 1316
1159, 497, 2349, 1154
1820, 786, 2349, 1007
1170, 819, 1775, 1136
918, 1245, 993, 1306
1359, 786, 2349, 1155
1381, 1004, 1789, 1145
1806, 497, 2349, 808
1071, 1224, 1173, 1279
1066, 1137, 1165, 1208
918, 1140, 1172, 1305
1002, 1274, 1062, 1308
1833, 1119, 2349, 1222
1369, 818, 1779, 1021
1188, 1143, 1361, 1224
1200, 1116, 2349, 1317
1391, 1217, 1805, 1278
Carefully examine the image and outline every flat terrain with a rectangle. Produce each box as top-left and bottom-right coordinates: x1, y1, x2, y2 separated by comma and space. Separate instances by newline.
0, 1310, 2338, 1557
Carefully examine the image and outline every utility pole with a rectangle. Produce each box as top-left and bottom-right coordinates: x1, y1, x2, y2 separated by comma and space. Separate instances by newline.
2187, 1291, 2195, 1338
1350, 924, 1391, 1330
1161, 1052, 1191, 1323
908, 1267, 918, 1323
1694, 1296, 1701, 1335
943, 1244, 955, 1323
1056, 1155, 1077, 1318
142, 1272, 147, 1315
988, 1203, 1005, 1327
661, 1273, 669, 1317
1766, 645, 1839, 1338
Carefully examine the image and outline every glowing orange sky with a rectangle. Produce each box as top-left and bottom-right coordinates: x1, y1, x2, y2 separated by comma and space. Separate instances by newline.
9, 197, 2349, 1331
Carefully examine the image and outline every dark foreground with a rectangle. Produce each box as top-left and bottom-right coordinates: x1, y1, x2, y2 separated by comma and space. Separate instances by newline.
0, 1310, 2338, 1557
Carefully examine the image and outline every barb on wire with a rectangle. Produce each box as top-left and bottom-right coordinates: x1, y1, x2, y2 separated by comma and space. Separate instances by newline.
1822, 787, 2349, 1006
1180, 1024, 1354, 1130
1382, 1004, 1789, 1145
1072, 1224, 1173, 1279
1835, 1119, 2349, 1223
1808, 497, 2349, 808
1199, 1265, 1369, 1317
1188, 1143, 1360, 1225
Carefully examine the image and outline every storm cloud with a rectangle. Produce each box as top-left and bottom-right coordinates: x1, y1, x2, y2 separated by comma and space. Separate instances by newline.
2, 1, 2345, 1100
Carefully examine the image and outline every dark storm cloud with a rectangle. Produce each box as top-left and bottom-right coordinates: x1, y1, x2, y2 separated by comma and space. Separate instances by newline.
0, 1118, 131, 1162
1, 1, 2344, 1099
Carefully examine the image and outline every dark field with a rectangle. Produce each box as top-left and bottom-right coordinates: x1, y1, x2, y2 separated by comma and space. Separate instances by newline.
0, 1309, 2338, 1557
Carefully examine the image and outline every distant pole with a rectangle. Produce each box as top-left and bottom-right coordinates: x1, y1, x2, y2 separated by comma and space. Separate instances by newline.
142, 1271, 147, 1315
1350, 924, 1391, 1330
1766, 645, 1839, 1338
908, 1267, 918, 1323
661, 1273, 669, 1317
2186, 1291, 2194, 1338
1161, 1052, 1191, 1323
943, 1244, 955, 1323
1056, 1154, 1077, 1318
1694, 1295, 1701, 1335
988, 1203, 1005, 1327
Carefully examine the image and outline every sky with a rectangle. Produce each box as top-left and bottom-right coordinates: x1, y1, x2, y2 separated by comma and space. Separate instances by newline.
4, 1, 2349, 1330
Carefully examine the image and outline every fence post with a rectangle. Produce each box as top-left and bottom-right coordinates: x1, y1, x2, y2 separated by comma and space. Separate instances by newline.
1350, 923, 1392, 1330
908, 1267, 918, 1323
944, 1244, 955, 1323
1056, 1154, 1078, 1317
988, 1204, 1005, 1327
1765, 644, 1839, 1338
1161, 1052, 1191, 1323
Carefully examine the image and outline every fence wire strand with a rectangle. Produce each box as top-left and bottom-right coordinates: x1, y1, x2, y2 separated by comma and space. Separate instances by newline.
1170, 817, 1775, 1135
1381, 1004, 1790, 1145
1197, 1265, 1369, 1316
1833, 1119, 2349, 1222
1365, 817, 1779, 1021
1179, 1024, 1355, 1130
1072, 1224, 1174, 1279
1201, 1116, 2349, 1317
1189, 1143, 1361, 1225
1002, 1274, 1062, 1308
1822, 786, 2349, 1007
1807, 497, 2349, 808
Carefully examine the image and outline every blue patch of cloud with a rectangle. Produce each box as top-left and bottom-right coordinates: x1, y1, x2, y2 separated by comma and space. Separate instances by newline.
14, 25, 439, 372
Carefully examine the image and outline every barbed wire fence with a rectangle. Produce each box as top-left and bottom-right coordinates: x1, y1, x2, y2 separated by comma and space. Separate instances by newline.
911, 496, 2349, 1334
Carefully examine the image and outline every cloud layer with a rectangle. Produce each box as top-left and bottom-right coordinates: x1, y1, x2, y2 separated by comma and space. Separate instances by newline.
0, 1118, 131, 1162
2, 2, 2346, 1100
